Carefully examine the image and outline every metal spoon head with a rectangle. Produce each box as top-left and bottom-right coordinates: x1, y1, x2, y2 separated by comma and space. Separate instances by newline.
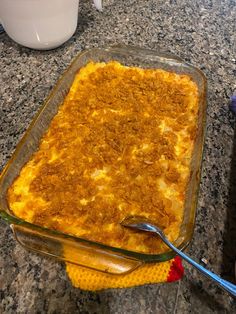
121, 216, 161, 234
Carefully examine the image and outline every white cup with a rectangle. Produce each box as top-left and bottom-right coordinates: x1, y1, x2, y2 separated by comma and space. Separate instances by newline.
0, 0, 80, 50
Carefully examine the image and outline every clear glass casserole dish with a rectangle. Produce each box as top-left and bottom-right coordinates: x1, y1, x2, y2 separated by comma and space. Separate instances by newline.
0, 45, 207, 274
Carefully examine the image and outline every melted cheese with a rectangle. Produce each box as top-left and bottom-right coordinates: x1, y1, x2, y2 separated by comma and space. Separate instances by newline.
7, 61, 199, 254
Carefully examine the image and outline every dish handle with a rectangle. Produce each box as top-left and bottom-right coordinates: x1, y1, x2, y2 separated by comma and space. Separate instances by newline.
11, 224, 143, 275
107, 44, 184, 63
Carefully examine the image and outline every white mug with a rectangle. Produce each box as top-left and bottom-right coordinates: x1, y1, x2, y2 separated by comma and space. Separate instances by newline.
0, 0, 101, 50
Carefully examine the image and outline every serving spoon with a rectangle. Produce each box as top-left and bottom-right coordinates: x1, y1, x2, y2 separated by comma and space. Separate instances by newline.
121, 216, 236, 297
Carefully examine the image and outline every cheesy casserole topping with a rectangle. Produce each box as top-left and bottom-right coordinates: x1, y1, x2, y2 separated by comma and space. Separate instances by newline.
7, 61, 199, 254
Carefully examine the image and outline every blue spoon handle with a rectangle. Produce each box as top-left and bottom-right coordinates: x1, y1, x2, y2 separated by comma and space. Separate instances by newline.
161, 235, 236, 297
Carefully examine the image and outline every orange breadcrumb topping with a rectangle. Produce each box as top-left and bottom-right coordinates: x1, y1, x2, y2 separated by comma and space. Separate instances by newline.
7, 61, 199, 254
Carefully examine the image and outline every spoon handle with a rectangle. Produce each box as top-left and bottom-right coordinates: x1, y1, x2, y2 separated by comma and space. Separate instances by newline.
160, 236, 236, 297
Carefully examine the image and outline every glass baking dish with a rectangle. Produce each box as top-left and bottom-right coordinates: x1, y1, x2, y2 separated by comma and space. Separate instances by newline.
0, 45, 207, 274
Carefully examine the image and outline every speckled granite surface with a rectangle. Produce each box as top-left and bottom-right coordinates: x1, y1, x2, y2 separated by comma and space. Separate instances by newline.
0, 0, 236, 313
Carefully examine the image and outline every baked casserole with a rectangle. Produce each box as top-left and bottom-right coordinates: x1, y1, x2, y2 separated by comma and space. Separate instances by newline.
7, 61, 199, 254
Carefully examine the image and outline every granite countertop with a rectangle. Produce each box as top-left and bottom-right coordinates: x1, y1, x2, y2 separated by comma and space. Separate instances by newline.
0, 0, 236, 313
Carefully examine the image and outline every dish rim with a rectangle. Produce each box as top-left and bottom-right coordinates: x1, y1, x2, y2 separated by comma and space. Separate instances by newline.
0, 44, 207, 263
